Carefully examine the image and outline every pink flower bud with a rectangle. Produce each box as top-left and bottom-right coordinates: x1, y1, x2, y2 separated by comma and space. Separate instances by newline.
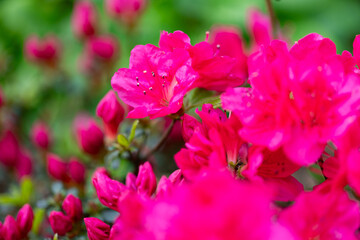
0, 221, 3, 240
96, 90, 125, 139
24, 35, 61, 67
0, 130, 19, 168
181, 114, 202, 142
68, 157, 86, 184
92, 168, 126, 211
49, 211, 73, 236
15, 149, 32, 179
2, 215, 21, 240
247, 8, 272, 48
31, 121, 51, 150
72, 1, 97, 39
46, 153, 70, 182
85, 35, 119, 61
62, 194, 83, 221
74, 114, 104, 155
136, 162, 156, 196
16, 204, 34, 236
168, 169, 182, 184
125, 172, 137, 190
105, 0, 146, 28
0, 88, 4, 108
84, 217, 110, 240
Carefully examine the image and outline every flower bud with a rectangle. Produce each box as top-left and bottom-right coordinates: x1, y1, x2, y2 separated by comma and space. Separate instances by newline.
72, 1, 97, 39
136, 162, 156, 196
92, 168, 126, 211
84, 217, 110, 240
0, 221, 3, 240
62, 194, 83, 221
96, 90, 125, 139
0, 130, 19, 168
247, 8, 272, 48
74, 114, 104, 156
24, 35, 60, 67
16, 204, 34, 236
105, 0, 146, 29
49, 211, 73, 236
2, 215, 21, 240
181, 114, 202, 142
16, 149, 33, 180
31, 121, 51, 150
68, 157, 86, 184
85, 35, 119, 62
125, 172, 137, 190
47, 153, 70, 182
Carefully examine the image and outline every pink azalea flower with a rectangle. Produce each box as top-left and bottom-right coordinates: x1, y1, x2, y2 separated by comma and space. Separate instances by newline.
279, 183, 360, 239
86, 35, 119, 62
247, 8, 272, 49
31, 121, 52, 150
49, 211, 73, 236
222, 34, 360, 166
72, 1, 98, 39
105, 0, 147, 29
46, 153, 70, 182
15, 148, 33, 180
111, 35, 198, 119
24, 35, 61, 67
16, 204, 34, 237
0, 130, 20, 168
68, 157, 86, 184
84, 217, 111, 240
96, 90, 125, 139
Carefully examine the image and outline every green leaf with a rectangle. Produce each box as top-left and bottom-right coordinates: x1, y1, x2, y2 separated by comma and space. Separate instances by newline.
20, 177, 33, 203
128, 120, 139, 143
117, 134, 129, 148
32, 208, 45, 235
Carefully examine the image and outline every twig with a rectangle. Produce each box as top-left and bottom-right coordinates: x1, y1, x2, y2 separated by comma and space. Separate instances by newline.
265, 0, 279, 38
144, 119, 176, 159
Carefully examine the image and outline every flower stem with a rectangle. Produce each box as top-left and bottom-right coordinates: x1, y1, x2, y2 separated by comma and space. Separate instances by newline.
265, 0, 279, 38
144, 119, 176, 160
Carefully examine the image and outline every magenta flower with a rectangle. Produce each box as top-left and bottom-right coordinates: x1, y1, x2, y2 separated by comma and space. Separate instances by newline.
84, 217, 110, 240
2, 215, 21, 240
136, 162, 157, 196
62, 194, 83, 221
73, 114, 104, 156
92, 168, 126, 211
15, 149, 33, 180
0, 130, 20, 168
105, 0, 147, 28
16, 204, 34, 237
71, 1, 98, 39
247, 8, 272, 48
96, 90, 125, 139
46, 153, 70, 182
31, 121, 51, 150
24, 35, 61, 67
68, 157, 86, 184
222, 34, 360, 166
111, 36, 198, 119
85, 35, 119, 62
49, 211, 73, 236
279, 183, 360, 239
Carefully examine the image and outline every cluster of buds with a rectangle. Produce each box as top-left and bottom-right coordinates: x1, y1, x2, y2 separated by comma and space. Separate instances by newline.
49, 194, 83, 236
0, 204, 34, 240
47, 153, 86, 185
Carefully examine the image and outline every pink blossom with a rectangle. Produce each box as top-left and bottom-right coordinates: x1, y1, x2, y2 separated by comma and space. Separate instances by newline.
96, 90, 125, 139
73, 114, 104, 155
72, 1, 97, 39
86, 35, 119, 62
84, 217, 111, 240
136, 162, 157, 196
222, 34, 360, 166
0, 130, 19, 168
62, 194, 83, 221
2, 215, 21, 240
16, 204, 34, 237
279, 183, 360, 239
247, 8, 272, 48
92, 168, 126, 211
46, 153, 70, 182
24, 35, 60, 67
105, 0, 147, 29
31, 121, 51, 150
49, 211, 73, 236
68, 157, 86, 184
111, 35, 198, 119
15, 149, 33, 180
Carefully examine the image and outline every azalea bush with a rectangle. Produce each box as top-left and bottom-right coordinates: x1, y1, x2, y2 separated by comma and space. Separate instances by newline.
2, 0, 360, 239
